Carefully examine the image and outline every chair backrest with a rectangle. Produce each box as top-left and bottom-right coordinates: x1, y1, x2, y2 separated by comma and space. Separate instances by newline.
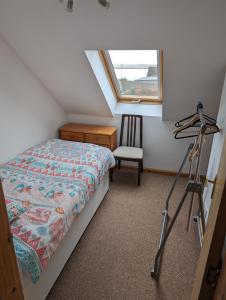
119, 114, 143, 148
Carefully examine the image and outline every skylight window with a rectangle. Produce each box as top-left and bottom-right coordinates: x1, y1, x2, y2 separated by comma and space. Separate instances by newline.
99, 50, 163, 104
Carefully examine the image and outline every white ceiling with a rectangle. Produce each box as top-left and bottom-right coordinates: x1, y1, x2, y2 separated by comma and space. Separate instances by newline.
0, 0, 226, 119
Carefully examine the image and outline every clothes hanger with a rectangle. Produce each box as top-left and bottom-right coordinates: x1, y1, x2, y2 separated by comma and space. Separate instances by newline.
175, 114, 197, 128
174, 118, 219, 139
174, 126, 219, 139
175, 113, 217, 128
174, 114, 199, 135
174, 102, 219, 139
175, 102, 217, 128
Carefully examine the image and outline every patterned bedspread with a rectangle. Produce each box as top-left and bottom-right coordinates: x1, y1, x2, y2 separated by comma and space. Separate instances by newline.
0, 139, 115, 283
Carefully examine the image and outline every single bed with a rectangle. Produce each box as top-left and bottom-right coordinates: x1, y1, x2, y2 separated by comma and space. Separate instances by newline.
0, 139, 115, 300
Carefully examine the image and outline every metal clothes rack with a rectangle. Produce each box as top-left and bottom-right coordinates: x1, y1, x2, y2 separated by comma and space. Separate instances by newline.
150, 102, 219, 280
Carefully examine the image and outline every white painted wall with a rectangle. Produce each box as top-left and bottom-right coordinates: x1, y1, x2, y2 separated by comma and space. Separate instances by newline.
0, 0, 225, 119
68, 113, 212, 174
0, 0, 224, 173
203, 74, 226, 217
0, 37, 67, 163
0, 32, 214, 174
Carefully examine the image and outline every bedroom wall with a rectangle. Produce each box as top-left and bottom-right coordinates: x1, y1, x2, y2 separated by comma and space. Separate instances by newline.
0, 0, 225, 173
68, 113, 213, 174
0, 37, 67, 163
0, 0, 225, 120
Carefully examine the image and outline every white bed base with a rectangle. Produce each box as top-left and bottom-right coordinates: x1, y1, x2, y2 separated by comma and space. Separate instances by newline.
21, 173, 109, 300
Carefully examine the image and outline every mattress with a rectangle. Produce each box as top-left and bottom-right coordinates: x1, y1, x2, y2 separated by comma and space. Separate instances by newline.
0, 139, 115, 284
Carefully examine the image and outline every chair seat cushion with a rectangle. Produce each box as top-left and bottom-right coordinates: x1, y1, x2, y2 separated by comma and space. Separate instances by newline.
113, 146, 143, 160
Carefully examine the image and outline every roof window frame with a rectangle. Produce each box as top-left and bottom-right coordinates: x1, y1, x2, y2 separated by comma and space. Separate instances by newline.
99, 49, 163, 105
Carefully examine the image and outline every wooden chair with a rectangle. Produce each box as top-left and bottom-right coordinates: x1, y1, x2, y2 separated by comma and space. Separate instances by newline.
112, 114, 143, 185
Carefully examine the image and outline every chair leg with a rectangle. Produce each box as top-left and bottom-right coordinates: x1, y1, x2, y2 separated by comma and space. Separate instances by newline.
110, 168, 113, 182
118, 160, 121, 170
141, 160, 144, 173
138, 161, 141, 186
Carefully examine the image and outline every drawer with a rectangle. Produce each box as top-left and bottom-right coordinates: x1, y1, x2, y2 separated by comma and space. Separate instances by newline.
60, 131, 84, 142
85, 134, 110, 146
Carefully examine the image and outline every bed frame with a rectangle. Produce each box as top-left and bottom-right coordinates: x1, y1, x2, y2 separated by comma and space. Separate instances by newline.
0, 173, 109, 300
0, 180, 24, 300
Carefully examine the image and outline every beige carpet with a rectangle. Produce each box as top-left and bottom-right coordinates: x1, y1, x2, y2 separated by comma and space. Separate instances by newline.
47, 171, 200, 300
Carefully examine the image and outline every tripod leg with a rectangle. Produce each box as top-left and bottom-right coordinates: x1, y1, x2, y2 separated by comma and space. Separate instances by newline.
198, 193, 206, 235
151, 190, 189, 279
165, 143, 194, 210
186, 192, 195, 232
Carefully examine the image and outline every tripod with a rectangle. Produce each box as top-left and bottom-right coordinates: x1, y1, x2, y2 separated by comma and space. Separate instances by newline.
150, 103, 219, 280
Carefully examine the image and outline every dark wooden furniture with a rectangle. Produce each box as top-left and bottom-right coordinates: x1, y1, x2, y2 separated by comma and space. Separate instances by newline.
113, 114, 143, 185
0, 180, 24, 300
59, 123, 117, 151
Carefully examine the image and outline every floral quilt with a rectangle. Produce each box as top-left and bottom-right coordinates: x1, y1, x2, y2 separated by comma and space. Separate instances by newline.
0, 139, 115, 283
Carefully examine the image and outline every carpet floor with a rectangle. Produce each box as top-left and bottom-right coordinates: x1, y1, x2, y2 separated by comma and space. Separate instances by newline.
47, 171, 200, 300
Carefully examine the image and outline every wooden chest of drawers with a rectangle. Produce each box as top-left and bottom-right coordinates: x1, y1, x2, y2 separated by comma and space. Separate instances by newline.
59, 123, 117, 151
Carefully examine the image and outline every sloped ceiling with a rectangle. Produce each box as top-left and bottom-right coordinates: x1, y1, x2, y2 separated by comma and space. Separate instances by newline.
0, 0, 226, 119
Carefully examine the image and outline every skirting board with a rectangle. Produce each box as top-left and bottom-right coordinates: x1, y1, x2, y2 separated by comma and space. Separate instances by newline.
21, 173, 109, 300
116, 165, 206, 179
116, 165, 190, 177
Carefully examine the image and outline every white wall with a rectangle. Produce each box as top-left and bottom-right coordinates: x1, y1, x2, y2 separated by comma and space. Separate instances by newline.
0, 33, 213, 174
0, 37, 67, 163
203, 74, 226, 217
0, 0, 225, 119
0, 0, 224, 172
68, 113, 212, 174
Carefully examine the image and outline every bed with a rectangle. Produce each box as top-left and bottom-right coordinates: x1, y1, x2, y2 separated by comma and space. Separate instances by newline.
0, 139, 115, 300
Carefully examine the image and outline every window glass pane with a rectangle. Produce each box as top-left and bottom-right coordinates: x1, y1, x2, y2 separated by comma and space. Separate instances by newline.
108, 50, 160, 98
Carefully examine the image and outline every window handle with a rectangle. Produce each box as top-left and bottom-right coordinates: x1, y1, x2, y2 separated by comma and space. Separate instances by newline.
131, 99, 141, 104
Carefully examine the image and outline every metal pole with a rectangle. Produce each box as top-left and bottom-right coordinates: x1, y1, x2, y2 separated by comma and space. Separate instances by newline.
150, 143, 193, 279
151, 190, 189, 278
186, 192, 195, 232
151, 102, 209, 280
165, 143, 194, 210
194, 133, 204, 183
198, 192, 206, 235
